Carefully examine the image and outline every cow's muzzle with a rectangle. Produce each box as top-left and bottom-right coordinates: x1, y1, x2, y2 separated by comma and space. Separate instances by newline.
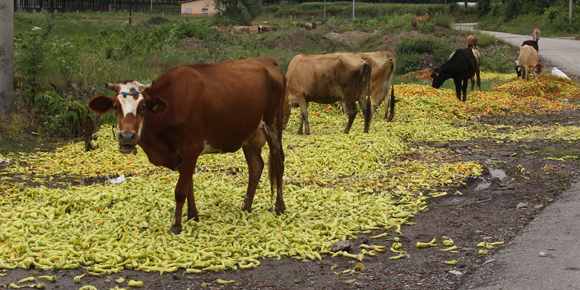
118, 131, 136, 154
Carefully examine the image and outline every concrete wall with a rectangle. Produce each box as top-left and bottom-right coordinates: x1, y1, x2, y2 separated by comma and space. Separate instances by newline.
0, 0, 15, 117
181, 0, 216, 16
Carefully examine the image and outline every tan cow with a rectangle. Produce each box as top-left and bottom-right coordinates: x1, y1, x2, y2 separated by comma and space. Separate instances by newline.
532, 27, 541, 42
283, 54, 372, 135
467, 35, 477, 48
233, 26, 248, 34
336, 51, 397, 121
303, 23, 317, 30
518, 45, 543, 80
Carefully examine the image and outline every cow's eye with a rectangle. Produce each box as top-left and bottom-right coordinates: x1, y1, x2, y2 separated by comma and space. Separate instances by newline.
142, 105, 146, 111
114, 105, 118, 111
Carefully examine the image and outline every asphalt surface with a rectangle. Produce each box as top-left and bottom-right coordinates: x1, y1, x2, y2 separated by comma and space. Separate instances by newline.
453, 24, 580, 290
454, 23, 580, 78
460, 181, 580, 290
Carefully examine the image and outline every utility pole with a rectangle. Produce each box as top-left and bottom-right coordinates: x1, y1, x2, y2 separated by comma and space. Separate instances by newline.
570, 0, 573, 25
324, 0, 326, 19
352, 0, 355, 20
0, 0, 15, 117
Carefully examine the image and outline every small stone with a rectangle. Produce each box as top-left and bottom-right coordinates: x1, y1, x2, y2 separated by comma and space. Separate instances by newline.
539, 252, 547, 257
301, 259, 312, 263
475, 230, 483, 234
534, 205, 544, 209
331, 240, 352, 252
516, 202, 528, 209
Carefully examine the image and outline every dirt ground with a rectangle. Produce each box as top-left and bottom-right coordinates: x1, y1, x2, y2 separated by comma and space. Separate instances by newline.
2, 27, 579, 290
3, 110, 579, 290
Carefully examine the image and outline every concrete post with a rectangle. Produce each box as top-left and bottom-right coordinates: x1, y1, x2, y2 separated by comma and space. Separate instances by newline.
0, 0, 15, 118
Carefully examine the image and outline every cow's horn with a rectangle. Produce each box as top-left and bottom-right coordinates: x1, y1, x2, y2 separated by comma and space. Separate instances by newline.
106, 83, 121, 92
139, 82, 153, 91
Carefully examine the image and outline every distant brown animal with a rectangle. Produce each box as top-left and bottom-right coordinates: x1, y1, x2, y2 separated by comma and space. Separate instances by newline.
213, 26, 232, 33
303, 23, 317, 30
283, 53, 372, 135
233, 25, 260, 34
532, 27, 541, 42
467, 35, 477, 48
414, 15, 432, 25
518, 45, 543, 80
259, 25, 278, 33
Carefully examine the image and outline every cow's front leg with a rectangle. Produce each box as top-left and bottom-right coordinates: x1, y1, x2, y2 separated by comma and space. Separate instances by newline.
297, 96, 310, 135
453, 78, 462, 101
170, 152, 199, 235
461, 77, 469, 102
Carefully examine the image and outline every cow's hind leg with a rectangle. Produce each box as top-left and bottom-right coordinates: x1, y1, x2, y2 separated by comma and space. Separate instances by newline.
241, 129, 267, 213
171, 151, 200, 234
264, 121, 286, 215
297, 95, 310, 135
343, 102, 358, 134
357, 95, 371, 133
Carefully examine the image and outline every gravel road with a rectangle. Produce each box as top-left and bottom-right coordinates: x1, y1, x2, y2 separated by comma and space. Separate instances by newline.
454, 23, 580, 78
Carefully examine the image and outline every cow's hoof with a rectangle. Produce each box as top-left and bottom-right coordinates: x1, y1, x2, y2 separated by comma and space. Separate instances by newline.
170, 218, 182, 234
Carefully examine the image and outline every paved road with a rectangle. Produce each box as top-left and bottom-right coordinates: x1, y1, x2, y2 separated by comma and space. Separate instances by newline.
460, 181, 580, 290
454, 23, 580, 78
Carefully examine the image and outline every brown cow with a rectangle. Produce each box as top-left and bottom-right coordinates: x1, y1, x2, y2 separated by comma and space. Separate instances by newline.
336, 51, 397, 121
88, 57, 287, 234
303, 23, 317, 30
518, 45, 543, 80
259, 25, 278, 33
467, 35, 477, 48
283, 54, 372, 135
532, 27, 541, 42
216, 26, 232, 33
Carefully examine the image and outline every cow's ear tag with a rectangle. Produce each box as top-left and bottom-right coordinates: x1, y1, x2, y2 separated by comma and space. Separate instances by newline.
152, 104, 159, 111
436, 73, 439, 77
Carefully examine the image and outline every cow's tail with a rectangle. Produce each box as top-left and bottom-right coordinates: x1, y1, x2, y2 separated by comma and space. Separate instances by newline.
385, 61, 396, 121
363, 60, 372, 123
386, 85, 395, 122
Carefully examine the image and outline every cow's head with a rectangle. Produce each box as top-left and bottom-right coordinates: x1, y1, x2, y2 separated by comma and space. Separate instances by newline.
88, 80, 168, 154
533, 63, 544, 79
431, 69, 444, 89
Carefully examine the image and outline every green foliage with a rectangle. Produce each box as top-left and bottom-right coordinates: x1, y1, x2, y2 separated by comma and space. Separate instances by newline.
479, 46, 514, 73
34, 91, 93, 138
395, 36, 456, 74
212, 0, 263, 26
477, 0, 579, 36
396, 53, 423, 76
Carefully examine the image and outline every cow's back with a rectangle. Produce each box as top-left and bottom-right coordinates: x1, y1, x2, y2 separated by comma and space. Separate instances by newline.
286, 54, 366, 104
518, 45, 539, 67
141, 58, 284, 166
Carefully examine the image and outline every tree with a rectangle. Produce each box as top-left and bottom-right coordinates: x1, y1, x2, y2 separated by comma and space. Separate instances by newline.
213, 0, 263, 26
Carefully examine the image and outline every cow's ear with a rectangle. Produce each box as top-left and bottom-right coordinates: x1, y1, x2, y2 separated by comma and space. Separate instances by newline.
146, 97, 168, 114
88, 95, 114, 115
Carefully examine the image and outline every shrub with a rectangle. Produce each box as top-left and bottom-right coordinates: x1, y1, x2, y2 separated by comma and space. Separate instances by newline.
480, 45, 514, 73
396, 53, 423, 75
395, 36, 456, 70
